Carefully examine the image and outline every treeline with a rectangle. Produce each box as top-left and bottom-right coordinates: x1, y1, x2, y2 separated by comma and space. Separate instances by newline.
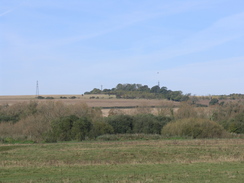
0, 100, 244, 143
85, 83, 190, 101
44, 114, 171, 142
215, 93, 244, 100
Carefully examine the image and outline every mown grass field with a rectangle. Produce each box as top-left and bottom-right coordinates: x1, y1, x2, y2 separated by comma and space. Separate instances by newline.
1, 139, 244, 182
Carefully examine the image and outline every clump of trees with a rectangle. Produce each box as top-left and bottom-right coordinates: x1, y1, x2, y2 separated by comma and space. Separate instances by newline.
45, 115, 92, 142
0, 101, 103, 142
1, 100, 244, 143
209, 98, 219, 105
37, 96, 54, 99
104, 114, 172, 135
85, 83, 190, 101
211, 101, 244, 134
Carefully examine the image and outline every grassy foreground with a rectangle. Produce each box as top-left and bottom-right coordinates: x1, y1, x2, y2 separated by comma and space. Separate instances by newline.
1, 139, 244, 182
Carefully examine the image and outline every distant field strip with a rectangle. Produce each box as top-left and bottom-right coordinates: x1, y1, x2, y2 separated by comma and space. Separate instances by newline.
0, 95, 178, 107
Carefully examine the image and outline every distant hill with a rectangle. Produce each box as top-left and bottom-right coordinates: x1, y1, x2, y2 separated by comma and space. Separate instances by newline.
85, 83, 190, 102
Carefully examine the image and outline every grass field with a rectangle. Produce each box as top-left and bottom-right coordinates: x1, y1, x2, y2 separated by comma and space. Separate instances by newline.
1, 139, 244, 182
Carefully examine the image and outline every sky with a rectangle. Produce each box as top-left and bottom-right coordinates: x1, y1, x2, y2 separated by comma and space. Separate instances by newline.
0, 0, 244, 96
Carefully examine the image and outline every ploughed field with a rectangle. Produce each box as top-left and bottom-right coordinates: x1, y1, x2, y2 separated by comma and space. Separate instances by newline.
0, 139, 244, 182
0, 95, 181, 116
0, 95, 179, 107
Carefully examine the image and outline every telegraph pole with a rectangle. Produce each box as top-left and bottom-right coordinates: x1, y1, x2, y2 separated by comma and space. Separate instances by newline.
36, 81, 39, 98
157, 72, 160, 94
157, 72, 160, 88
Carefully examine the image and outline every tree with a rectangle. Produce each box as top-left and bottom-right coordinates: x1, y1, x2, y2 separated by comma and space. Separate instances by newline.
226, 113, 244, 134
106, 115, 134, 134
89, 121, 114, 138
71, 117, 92, 140
150, 85, 160, 93
133, 114, 171, 134
138, 85, 150, 92
51, 115, 79, 141
209, 98, 219, 105
90, 88, 101, 94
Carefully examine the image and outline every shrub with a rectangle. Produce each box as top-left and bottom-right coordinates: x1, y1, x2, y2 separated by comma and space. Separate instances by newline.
209, 98, 219, 105
46, 115, 94, 142
161, 118, 228, 138
89, 121, 114, 138
212, 101, 244, 134
46, 97, 54, 99
175, 102, 197, 119
71, 117, 92, 140
51, 115, 79, 141
133, 114, 171, 134
106, 115, 134, 134
0, 101, 103, 143
225, 113, 244, 134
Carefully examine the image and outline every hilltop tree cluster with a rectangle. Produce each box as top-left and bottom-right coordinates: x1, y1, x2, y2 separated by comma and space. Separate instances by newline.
85, 83, 190, 101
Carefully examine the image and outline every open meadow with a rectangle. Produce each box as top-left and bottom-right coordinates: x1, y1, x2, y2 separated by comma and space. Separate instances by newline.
1, 139, 244, 182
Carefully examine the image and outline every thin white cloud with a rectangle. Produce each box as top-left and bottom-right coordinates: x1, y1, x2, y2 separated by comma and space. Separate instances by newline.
0, 0, 27, 17
0, 8, 15, 17
88, 10, 244, 70
34, 0, 222, 47
133, 11, 244, 63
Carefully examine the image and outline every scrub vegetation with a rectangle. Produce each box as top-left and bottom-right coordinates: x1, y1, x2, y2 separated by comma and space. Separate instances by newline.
0, 97, 244, 143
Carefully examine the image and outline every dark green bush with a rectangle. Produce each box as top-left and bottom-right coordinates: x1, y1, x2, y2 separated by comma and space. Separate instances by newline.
133, 114, 171, 134
89, 121, 114, 138
106, 115, 134, 134
48, 115, 92, 142
71, 117, 92, 140
0, 115, 18, 123
225, 113, 244, 134
51, 115, 79, 141
46, 97, 54, 99
209, 98, 219, 105
104, 114, 171, 135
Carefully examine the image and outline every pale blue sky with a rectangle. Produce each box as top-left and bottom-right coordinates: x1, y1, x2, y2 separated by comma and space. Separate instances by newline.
1, 0, 244, 96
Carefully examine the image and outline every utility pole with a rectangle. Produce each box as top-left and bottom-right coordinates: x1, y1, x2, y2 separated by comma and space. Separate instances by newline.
36, 81, 39, 98
157, 72, 160, 94
157, 72, 160, 88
